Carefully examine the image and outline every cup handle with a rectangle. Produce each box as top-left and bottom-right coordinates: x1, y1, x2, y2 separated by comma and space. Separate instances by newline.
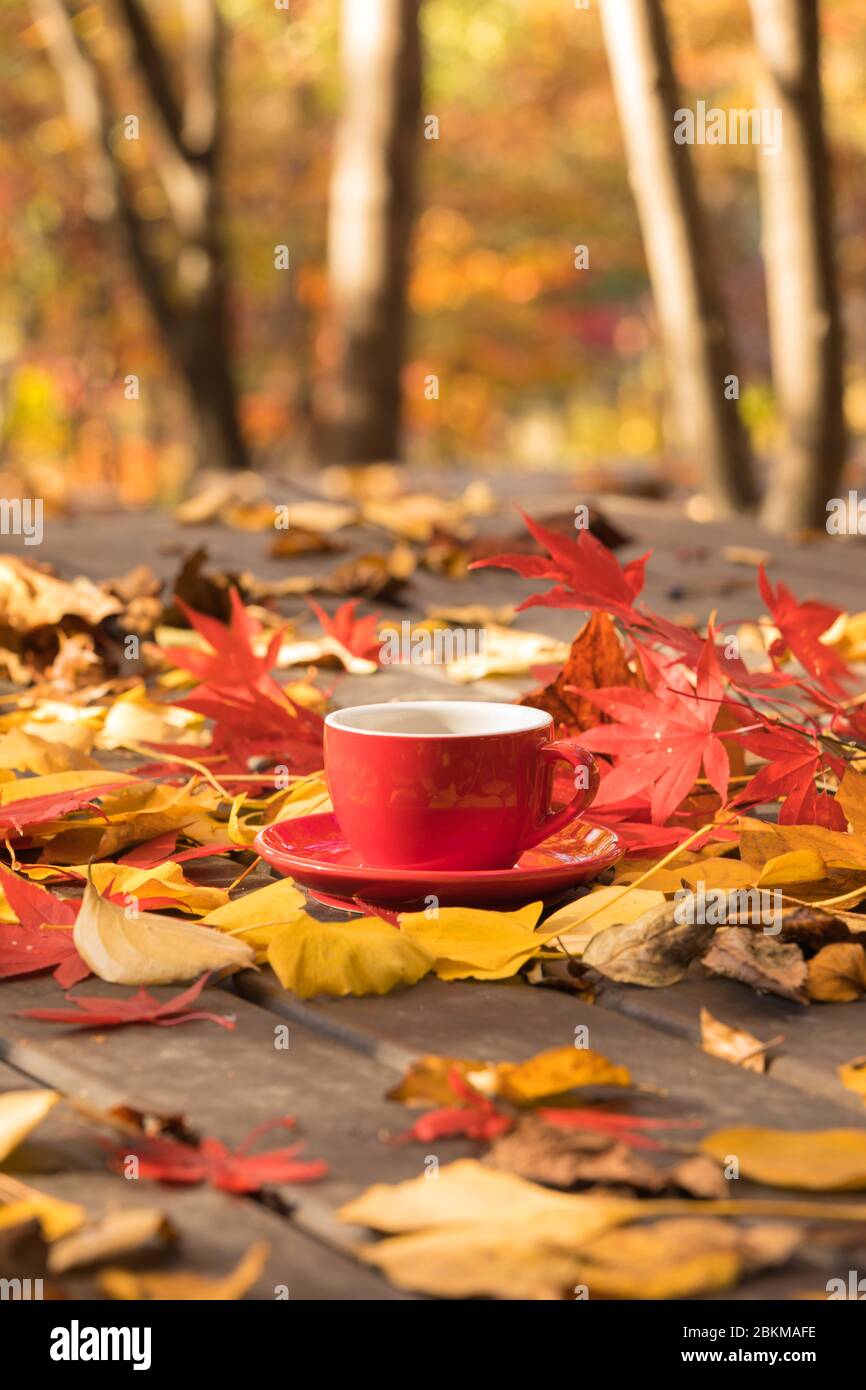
521, 739, 599, 851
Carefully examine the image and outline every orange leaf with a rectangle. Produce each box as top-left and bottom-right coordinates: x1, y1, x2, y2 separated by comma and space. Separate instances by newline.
518, 612, 645, 734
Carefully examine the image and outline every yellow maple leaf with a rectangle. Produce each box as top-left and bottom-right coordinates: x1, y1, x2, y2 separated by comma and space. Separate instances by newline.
267, 913, 433, 998
398, 901, 551, 980
0, 728, 99, 774
806, 943, 866, 1002
204, 877, 307, 954
497, 1045, 631, 1100
701, 1126, 866, 1190
74, 860, 228, 916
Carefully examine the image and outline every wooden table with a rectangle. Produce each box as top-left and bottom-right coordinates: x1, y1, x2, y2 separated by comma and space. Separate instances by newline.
2, 478, 865, 1300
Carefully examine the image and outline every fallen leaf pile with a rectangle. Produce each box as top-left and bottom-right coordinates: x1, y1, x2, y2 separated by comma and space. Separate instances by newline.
339, 1158, 866, 1300
1, 499, 866, 1299
0, 1088, 320, 1300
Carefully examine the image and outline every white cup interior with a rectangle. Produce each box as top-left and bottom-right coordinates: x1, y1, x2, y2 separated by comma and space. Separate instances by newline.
325, 701, 552, 738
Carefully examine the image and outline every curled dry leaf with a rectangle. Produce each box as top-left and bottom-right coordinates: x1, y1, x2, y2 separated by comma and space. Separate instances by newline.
806, 943, 866, 1003
0, 557, 121, 631
702, 928, 808, 1004
701, 1126, 866, 1192
74, 876, 254, 986
485, 1116, 726, 1197
483, 1117, 661, 1195
0, 1089, 60, 1163
699, 1007, 778, 1073
581, 903, 715, 987
615, 856, 762, 894
81, 860, 228, 917
48, 1207, 176, 1275
97, 686, 206, 750
740, 817, 866, 876
755, 849, 828, 888
99, 1238, 270, 1301
776, 905, 865, 952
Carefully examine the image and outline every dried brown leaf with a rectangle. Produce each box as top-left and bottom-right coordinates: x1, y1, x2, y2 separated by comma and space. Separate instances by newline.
519, 612, 644, 734
582, 903, 715, 987
699, 1007, 776, 1073
702, 928, 808, 1004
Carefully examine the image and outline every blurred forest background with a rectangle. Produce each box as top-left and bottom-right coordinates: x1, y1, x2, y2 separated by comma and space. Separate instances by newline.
1, 0, 864, 531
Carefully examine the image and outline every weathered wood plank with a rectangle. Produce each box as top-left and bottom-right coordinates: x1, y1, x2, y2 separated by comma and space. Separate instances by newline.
0, 975, 467, 1252
0, 1058, 408, 1299
230, 970, 866, 1299
233, 971, 866, 1134
591, 971, 866, 1113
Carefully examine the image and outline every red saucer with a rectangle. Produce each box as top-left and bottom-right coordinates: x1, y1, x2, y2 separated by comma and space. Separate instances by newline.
254, 812, 621, 911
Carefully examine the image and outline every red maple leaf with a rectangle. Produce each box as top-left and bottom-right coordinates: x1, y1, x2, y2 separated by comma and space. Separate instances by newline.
0, 864, 77, 927
0, 781, 129, 836
635, 609, 797, 693
104, 1115, 328, 1192
117, 837, 239, 870
469, 510, 650, 625
395, 1070, 513, 1145
0, 866, 89, 985
307, 598, 382, 662
758, 566, 851, 697
730, 721, 847, 829
582, 792, 709, 855
15, 973, 234, 1030
0, 922, 88, 986
574, 637, 740, 824
538, 1109, 704, 1151
166, 588, 325, 772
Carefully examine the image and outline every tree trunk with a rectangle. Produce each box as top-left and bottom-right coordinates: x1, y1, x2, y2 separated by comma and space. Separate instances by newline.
599, 0, 758, 515
749, 0, 845, 532
32, 0, 250, 472
317, 0, 422, 464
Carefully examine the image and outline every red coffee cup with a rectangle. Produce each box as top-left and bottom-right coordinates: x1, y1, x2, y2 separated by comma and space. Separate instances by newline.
323, 701, 599, 871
